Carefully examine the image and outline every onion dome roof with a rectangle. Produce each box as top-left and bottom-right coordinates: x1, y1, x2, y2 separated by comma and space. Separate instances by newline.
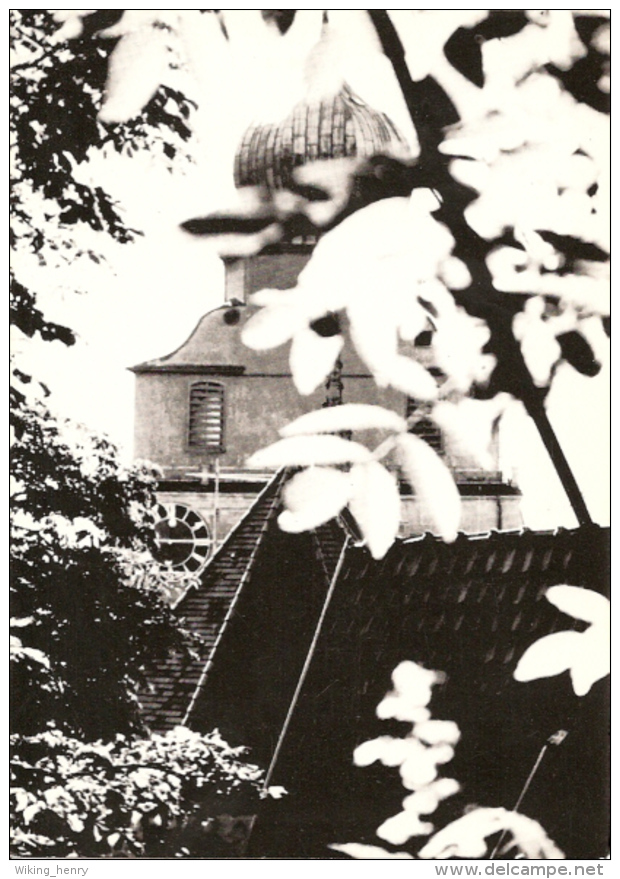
234, 84, 412, 192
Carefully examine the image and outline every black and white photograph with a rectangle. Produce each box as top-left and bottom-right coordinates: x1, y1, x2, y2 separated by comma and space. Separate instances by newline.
10, 9, 611, 865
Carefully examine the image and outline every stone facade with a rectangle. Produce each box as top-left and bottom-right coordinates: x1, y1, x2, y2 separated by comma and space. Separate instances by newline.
131, 249, 522, 567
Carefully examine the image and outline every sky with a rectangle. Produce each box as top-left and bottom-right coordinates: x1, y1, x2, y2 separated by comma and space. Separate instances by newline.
12, 155, 224, 455
13, 10, 422, 457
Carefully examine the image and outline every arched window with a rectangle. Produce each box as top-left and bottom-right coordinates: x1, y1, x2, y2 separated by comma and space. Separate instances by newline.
188, 381, 225, 454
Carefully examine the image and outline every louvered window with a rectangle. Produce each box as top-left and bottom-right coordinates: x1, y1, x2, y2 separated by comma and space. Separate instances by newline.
188, 381, 225, 453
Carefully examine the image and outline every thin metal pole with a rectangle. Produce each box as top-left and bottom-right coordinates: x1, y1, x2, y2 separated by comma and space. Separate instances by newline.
489, 730, 568, 859
261, 534, 350, 793
181, 476, 282, 727
213, 456, 220, 548
241, 533, 349, 857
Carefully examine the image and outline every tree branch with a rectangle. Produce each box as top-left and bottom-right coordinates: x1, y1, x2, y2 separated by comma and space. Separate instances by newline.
367, 10, 592, 527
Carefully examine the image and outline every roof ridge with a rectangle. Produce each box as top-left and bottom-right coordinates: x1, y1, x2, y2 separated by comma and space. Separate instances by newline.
129, 305, 236, 372
172, 469, 285, 610
181, 471, 285, 726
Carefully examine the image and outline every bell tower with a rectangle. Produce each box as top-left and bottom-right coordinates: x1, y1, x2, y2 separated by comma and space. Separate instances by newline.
131, 84, 521, 572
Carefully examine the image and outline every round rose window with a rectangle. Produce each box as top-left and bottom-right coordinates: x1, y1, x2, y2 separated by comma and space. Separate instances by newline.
153, 503, 212, 574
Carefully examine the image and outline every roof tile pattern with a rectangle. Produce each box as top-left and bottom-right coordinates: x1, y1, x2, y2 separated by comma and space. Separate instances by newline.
139, 473, 286, 731
140, 472, 348, 733
140, 478, 608, 858
243, 524, 609, 859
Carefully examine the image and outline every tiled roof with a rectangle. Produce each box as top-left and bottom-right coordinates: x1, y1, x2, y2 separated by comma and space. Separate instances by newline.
139, 471, 348, 732
139, 471, 286, 731
240, 524, 609, 859
140, 483, 609, 858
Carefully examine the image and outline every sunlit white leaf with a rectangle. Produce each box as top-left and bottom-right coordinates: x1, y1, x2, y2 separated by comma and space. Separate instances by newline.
279, 466, 351, 531
249, 286, 298, 307
514, 227, 562, 270
397, 295, 430, 341
433, 306, 493, 392
348, 461, 400, 559
439, 255, 471, 291
514, 586, 610, 696
283, 466, 350, 513
545, 584, 609, 625
377, 809, 434, 845
514, 631, 577, 681
51, 14, 92, 42
394, 434, 460, 542
289, 328, 343, 395
281, 404, 407, 437
440, 114, 528, 163
293, 157, 362, 227
432, 396, 509, 471
513, 297, 563, 387
278, 510, 322, 534
376, 696, 430, 724
499, 811, 565, 859
99, 29, 169, 124
10, 636, 51, 669
568, 629, 609, 697
307, 197, 409, 266
397, 756, 438, 792
97, 10, 166, 39
418, 807, 506, 859
52, 10, 96, 23
402, 778, 460, 816
376, 661, 441, 721
264, 785, 287, 800
10, 616, 35, 628
413, 720, 461, 747
241, 303, 307, 351
420, 807, 563, 859
22, 803, 43, 826
298, 196, 454, 319
376, 356, 438, 402
485, 11, 585, 86
347, 293, 400, 378
329, 843, 414, 859
353, 736, 411, 769
246, 435, 373, 469
388, 11, 489, 119
399, 745, 446, 791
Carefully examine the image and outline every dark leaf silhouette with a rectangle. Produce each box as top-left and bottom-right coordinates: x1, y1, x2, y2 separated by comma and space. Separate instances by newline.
443, 27, 484, 88
310, 314, 341, 338
539, 231, 609, 265
261, 9, 296, 34
546, 14, 610, 115
182, 214, 277, 236
476, 9, 528, 40
557, 331, 601, 377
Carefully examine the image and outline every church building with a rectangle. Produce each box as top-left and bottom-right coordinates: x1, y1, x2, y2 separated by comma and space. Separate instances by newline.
130, 83, 608, 860
131, 85, 521, 576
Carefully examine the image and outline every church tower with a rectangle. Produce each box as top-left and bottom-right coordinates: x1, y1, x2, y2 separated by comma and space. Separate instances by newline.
131, 85, 520, 574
